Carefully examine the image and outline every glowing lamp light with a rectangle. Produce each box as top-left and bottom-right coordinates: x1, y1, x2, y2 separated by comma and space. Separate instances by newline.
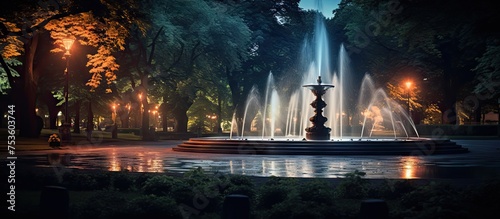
405, 81, 412, 89
62, 38, 75, 55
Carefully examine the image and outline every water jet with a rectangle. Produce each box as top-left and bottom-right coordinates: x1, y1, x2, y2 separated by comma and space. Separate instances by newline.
173, 6, 468, 156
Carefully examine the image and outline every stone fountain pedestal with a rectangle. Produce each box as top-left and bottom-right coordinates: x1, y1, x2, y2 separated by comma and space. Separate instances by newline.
303, 76, 334, 140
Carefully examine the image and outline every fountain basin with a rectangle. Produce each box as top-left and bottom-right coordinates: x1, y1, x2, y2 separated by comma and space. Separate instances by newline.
173, 137, 468, 155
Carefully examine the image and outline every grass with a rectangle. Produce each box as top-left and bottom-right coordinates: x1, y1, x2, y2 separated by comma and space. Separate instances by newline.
15, 189, 143, 217
0, 128, 143, 151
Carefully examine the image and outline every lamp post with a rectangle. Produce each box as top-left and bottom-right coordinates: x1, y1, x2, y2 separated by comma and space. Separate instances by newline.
112, 104, 117, 139
61, 38, 74, 142
405, 81, 412, 116
138, 93, 143, 129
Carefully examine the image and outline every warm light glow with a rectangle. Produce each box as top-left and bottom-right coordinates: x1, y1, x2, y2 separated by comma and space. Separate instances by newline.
138, 94, 142, 100
62, 38, 75, 55
405, 81, 412, 89
401, 157, 420, 179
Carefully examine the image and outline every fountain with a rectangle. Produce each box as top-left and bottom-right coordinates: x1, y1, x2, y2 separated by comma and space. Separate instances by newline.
173, 4, 468, 155
303, 76, 334, 140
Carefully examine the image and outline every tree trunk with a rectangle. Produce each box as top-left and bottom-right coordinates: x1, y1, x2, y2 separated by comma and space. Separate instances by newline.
120, 115, 129, 128
134, 103, 140, 128
41, 90, 60, 129
49, 107, 59, 129
173, 110, 189, 133
86, 101, 94, 141
217, 91, 223, 134
160, 102, 168, 132
140, 75, 152, 140
74, 100, 81, 133
162, 114, 168, 132
19, 33, 40, 138
170, 93, 193, 133
474, 101, 481, 124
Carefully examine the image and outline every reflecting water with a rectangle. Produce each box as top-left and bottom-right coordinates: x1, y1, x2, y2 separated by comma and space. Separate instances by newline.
15, 140, 500, 179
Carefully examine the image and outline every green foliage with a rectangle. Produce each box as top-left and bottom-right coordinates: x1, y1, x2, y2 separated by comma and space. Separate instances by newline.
73, 190, 128, 219
223, 174, 256, 199
473, 40, 500, 98
123, 195, 181, 218
300, 179, 335, 205
255, 177, 339, 219
335, 170, 368, 199
467, 179, 500, 206
141, 168, 228, 216
62, 172, 98, 190
0, 57, 21, 94
257, 177, 295, 209
398, 181, 469, 218
142, 175, 178, 196
91, 171, 113, 190
14, 170, 500, 218
368, 179, 416, 199
112, 171, 135, 191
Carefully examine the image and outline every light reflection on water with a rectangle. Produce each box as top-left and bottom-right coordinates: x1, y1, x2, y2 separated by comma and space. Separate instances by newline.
12, 140, 500, 180
39, 151, 429, 178
21, 140, 500, 179
108, 149, 164, 172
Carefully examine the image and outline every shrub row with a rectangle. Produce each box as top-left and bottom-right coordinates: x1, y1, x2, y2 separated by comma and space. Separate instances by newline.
17, 168, 500, 219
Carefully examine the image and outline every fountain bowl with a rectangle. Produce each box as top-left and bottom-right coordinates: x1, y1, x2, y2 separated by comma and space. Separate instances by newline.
173, 137, 468, 155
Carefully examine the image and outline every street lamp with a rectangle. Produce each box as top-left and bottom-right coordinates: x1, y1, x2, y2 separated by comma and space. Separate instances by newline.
138, 93, 143, 129
207, 114, 217, 133
112, 104, 117, 138
112, 104, 117, 123
61, 38, 74, 142
405, 81, 412, 116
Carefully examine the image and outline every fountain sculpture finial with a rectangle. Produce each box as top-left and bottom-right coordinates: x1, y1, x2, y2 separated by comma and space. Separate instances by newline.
317, 76, 322, 85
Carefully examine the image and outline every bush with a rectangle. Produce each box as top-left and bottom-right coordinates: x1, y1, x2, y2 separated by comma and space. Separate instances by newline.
257, 177, 296, 209
73, 191, 128, 219
142, 175, 178, 196
112, 171, 135, 191
170, 181, 195, 204
299, 179, 335, 205
368, 179, 416, 199
91, 171, 113, 190
396, 181, 470, 218
134, 173, 155, 188
123, 195, 181, 218
335, 170, 368, 199
256, 177, 339, 219
463, 179, 500, 218
224, 175, 256, 199
62, 172, 97, 190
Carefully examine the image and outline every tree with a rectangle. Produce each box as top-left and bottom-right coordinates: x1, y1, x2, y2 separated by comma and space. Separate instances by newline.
0, 0, 144, 137
223, 0, 303, 125
149, 0, 251, 132
332, 0, 499, 125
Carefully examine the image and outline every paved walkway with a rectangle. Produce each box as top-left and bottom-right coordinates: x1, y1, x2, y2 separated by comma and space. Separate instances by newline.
8, 136, 500, 180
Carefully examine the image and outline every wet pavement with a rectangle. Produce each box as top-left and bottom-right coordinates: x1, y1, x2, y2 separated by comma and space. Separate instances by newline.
13, 139, 500, 179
